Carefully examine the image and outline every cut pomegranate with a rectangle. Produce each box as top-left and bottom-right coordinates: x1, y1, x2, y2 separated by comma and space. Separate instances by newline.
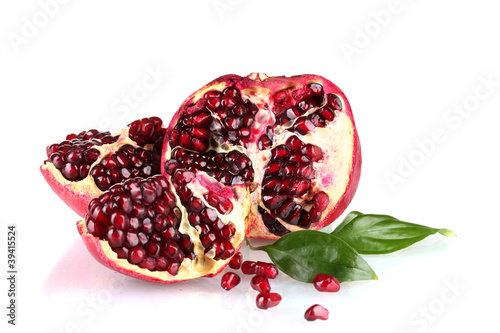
256, 292, 282, 309
221, 272, 241, 291
304, 304, 329, 321
41, 117, 166, 217
250, 275, 271, 292
78, 174, 251, 283
313, 274, 340, 292
161, 73, 361, 239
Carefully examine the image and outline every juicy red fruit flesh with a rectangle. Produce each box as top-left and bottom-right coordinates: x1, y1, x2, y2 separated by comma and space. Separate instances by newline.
85, 175, 195, 274
221, 272, 241, 291
313, 274, 340, 292
304, 304, 329, 321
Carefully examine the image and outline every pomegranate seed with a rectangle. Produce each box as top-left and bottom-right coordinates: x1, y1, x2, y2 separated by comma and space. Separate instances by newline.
128, 246, 146, 264
204, 90, 220, 99
285, 135, 304, 151
308, 83, 323, 95
255, 261, 279, 279
221, 272, 241, 291
251, 275, 271, 292
228, 252, 242, 269
256, 292, 282, 309
327, 94, 342, 110
313, 274, 340, 292
304, 304, 329, 321
302, 143, 323, 162
241, 261, 257, 274
222, 86, 241, 99
312, 191, 329, 212
294, 118, 315, 135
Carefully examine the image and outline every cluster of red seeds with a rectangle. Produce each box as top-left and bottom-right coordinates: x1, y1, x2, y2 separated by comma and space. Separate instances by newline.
46, 130, 117, 181
46, 116, 165, 183
85, 175, 195, 274
91, 144, 161, 191
165, 148, 254, 186
260, 135, 330, 235
220, 252, 339, 321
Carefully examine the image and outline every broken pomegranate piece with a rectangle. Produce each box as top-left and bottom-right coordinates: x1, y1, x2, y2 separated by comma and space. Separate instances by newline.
78, 174, 250, 283
41, 117, 165, 217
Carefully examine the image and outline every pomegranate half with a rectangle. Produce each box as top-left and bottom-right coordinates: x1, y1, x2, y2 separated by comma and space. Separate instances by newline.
162, 73, 361, 239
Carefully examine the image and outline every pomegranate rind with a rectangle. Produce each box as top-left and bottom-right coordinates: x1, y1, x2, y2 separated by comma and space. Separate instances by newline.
77, 177, 251, 283
162, 73, 361, 240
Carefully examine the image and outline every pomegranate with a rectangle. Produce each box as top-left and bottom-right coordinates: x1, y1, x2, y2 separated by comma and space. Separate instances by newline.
78, 174, 251, 283
41, 117, 165, 217
161, 73, 361, 239
304, 304, 329, 321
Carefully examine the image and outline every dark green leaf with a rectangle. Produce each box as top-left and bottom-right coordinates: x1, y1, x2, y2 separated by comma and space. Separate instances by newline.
332, 213, 456, 254
248, 230, 377, 283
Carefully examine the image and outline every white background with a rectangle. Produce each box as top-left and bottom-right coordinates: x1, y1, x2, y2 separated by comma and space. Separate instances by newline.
1, 1, 499, 332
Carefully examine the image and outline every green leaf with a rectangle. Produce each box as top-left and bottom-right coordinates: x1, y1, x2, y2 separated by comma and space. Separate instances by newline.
332, 211, 364, 234
248, 230, 378, 283
332, 213, 456, 254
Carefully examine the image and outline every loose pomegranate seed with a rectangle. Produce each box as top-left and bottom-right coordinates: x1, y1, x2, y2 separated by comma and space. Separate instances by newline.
313, 274, 340, 292
221, 272, 241, 291
255, 261, 279, 279
304, 304, 329, 321
251, 275, 271, 292
241, 261, 257, 274
228, 252, 242, 269
256, 292, 282, 310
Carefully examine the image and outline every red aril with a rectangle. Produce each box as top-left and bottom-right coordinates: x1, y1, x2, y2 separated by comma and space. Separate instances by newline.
221, 272, 241, 291
304, 304, 329, 321
313, 274, 340, 292
228, 252, 243, 269
161, 73, 361, 239
250, 275, 271, 292
256, 292, 282, 309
